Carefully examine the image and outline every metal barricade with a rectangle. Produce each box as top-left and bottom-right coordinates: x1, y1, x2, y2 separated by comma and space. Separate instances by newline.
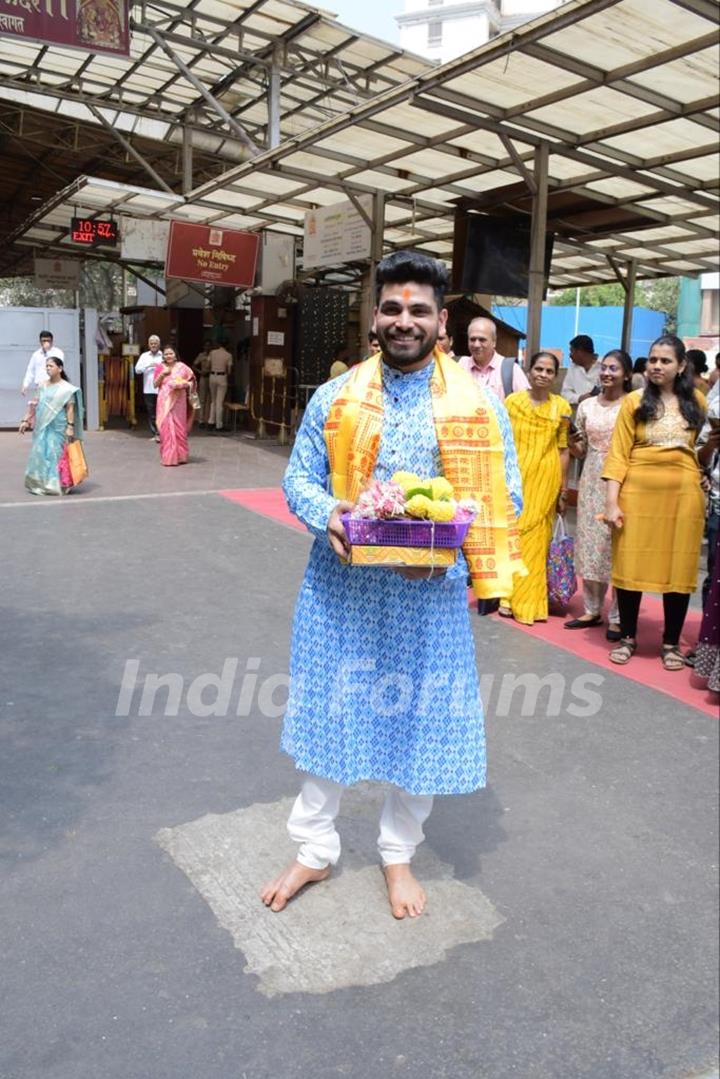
249, 366, 303, 445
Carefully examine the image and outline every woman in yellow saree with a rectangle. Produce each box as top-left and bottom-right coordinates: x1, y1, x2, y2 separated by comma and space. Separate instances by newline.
501, 351, 571, 624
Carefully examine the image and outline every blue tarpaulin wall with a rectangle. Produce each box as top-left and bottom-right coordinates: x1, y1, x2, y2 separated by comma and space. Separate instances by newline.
492, 305, 666, 364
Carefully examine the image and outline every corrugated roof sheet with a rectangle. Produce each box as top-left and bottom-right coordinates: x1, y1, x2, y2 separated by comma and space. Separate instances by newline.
5, 0, 719, 286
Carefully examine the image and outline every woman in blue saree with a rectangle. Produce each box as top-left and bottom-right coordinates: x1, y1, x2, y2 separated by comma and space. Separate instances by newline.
19, 357, 84, 496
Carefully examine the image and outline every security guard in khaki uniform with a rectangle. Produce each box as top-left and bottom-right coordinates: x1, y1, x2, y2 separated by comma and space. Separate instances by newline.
207, 344, 233, 430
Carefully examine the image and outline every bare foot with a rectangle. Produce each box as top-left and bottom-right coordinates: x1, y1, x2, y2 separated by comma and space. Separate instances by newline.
259, 860, 330, 913
383, 863, 426, 920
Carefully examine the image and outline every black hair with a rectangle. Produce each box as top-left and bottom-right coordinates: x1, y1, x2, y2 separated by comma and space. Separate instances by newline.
635, 334, 703, 431
632, 356, 647, 374
529, 350, 559, 373
375, 250, 450, 309
686, 348, 708, 376
602, 349, 633, 392
569, 334, 595, 354
39, 330, 53, 340
367, 329, 379, 343
47, 355, 69, 381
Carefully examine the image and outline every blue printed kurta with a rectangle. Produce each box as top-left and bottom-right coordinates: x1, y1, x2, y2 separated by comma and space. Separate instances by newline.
281, 361, 522, 796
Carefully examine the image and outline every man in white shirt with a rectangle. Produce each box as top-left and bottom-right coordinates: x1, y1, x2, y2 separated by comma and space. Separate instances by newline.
135, 335, 163, 440
21, 331, 64, 397
561, 334, 601, 407
458, 317, 529, 400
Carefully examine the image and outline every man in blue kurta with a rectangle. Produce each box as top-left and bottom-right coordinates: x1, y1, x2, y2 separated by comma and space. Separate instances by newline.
261, 251, 523, 919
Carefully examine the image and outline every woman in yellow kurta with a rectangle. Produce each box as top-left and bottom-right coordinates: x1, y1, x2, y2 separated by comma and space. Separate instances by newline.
501, 351, 571, 624
603, 334, 706, 670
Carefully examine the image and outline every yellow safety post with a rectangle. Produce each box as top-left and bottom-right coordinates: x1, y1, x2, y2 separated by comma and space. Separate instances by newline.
277, 378, 289, 445
128, 358, 137, 427
98, 352, 107, 429
123, 343, 140, 428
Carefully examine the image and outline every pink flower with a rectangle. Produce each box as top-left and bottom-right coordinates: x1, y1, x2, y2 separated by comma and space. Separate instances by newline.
353, 480, 406, 519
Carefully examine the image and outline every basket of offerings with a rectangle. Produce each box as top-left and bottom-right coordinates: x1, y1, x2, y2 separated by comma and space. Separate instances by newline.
341, 474, 477, 567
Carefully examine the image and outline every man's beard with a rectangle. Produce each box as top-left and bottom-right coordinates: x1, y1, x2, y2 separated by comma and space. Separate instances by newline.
377, 328, 438, 368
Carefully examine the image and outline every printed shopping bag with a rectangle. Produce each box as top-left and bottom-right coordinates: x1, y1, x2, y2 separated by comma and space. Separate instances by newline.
66, 439, 89, 487
547, 514, 576, 610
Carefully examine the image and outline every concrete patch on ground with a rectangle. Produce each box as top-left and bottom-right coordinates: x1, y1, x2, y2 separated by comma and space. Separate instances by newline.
156, 784, 504, 997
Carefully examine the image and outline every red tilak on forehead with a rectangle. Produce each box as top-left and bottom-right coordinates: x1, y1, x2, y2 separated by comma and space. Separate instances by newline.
401, 287, 412, 302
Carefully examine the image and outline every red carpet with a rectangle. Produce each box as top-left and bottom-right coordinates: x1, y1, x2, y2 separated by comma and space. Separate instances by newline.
468, 587, 717, 719
219, 487, 717, 718
218, 487, 305, 532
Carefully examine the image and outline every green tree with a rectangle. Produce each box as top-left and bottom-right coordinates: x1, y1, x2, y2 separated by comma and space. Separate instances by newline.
547, 276, 680, 333
637, 277, 680, 333
0, 261, 125, 310
548, 282, 626, 306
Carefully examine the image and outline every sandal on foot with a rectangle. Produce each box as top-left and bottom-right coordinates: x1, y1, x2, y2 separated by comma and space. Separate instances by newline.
661, 645, 685, 672
498, 605, 513, 618
609, 638, 636, 665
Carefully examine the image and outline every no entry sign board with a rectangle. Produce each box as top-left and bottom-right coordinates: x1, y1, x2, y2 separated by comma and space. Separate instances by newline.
165, 222, 260, 290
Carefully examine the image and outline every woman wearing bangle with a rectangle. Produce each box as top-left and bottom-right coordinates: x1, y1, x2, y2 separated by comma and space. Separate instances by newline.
153, 346, 197, 466
500, 351, 571, 624
602, 335, 706, 670
20, 356, 84, 496
565, 349, 632, 640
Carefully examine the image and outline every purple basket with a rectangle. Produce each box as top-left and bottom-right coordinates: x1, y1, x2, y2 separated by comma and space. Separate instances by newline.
341, 512, 473, 549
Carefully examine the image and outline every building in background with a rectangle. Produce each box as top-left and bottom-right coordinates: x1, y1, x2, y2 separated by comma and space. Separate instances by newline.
678, 273, 719, 357
397, 0, 564, 64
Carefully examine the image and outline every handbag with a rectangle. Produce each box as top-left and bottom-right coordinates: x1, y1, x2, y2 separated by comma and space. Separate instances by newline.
66, 439, 89, 486
547, 514, 577, 610
58, 445, 73, 489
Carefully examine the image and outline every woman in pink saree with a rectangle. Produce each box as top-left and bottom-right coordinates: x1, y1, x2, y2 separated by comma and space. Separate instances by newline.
154, 347, 197, 466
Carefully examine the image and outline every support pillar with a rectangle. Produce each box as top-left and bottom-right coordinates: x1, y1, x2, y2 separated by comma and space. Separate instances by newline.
267, 49, 281, 150
526, 142, 549, 362
182, 123, 193, 194
621, 258, 637, 354
607, 255, 639, 355
359, 192, 385, 354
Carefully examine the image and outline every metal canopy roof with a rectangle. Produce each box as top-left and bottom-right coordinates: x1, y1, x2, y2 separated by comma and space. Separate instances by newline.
0, 0, 429, 151
5, 0, 720, 288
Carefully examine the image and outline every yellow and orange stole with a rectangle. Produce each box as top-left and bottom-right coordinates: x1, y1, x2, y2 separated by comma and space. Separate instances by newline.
324, 349, 526, 599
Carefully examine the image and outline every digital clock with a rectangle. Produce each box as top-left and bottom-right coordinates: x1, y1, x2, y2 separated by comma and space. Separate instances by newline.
70, 217, 119, 246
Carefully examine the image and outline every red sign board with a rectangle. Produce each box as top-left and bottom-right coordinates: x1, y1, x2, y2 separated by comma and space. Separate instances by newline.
165, 222, 260, 290
0, 0, 130, 57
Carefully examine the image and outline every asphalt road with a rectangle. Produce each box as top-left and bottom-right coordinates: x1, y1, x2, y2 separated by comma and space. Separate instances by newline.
1, 429, 717, 1079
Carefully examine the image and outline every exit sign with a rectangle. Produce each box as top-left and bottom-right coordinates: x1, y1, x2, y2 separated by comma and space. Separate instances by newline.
70, 217, 119, 246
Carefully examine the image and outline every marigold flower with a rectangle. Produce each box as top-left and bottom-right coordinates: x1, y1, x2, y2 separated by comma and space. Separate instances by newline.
405, 494, 432, 518
391, 471, 422, 495
426, 500, 456, 522
430, 477, 454, 501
